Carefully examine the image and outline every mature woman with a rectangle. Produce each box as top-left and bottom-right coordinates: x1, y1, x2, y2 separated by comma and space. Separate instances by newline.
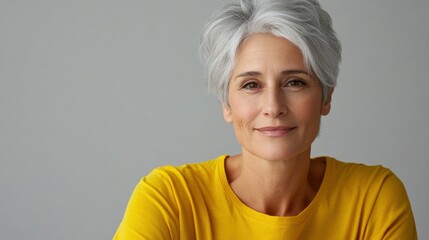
114, 0, 417, 239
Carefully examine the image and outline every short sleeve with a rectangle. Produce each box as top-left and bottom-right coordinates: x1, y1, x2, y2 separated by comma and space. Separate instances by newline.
364, 170, 417, 239
113, 169, 180, 240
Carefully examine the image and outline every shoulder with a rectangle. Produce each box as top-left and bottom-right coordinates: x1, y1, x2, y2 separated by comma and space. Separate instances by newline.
315, 156, 410, 208
140, 155, 226, 194
114, 155, 228, 239
146, 155, 223, 180
319, 157, 417, 238
324, 157, 395, 186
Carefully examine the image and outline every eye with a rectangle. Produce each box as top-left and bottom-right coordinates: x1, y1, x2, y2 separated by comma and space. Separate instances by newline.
285, 79, 307, 88
241, 80, 261, 89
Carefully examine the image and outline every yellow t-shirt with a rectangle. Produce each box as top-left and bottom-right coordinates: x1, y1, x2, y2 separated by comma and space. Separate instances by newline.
113, 155, 417, 239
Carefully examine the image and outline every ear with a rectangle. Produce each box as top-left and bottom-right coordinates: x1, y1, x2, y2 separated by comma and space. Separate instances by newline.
321, 88, 334, 116
222, 103, 233, 123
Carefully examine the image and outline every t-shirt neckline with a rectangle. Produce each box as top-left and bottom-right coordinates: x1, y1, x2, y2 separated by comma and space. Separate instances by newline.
217, 154, 332, 226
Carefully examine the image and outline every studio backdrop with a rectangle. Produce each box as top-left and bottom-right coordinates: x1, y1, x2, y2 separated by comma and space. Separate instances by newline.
0, 0, 428, 239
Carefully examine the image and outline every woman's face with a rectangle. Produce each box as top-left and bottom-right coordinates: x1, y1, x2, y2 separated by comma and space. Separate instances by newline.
223, 34, 332, 161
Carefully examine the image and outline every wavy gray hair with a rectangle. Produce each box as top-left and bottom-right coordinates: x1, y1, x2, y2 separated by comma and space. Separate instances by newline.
200, 0, 341, 103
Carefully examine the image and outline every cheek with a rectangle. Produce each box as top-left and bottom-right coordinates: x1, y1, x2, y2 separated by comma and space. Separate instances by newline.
232, 108, 258, 131
229, 96, 259, 123
227, 102, 252, 146
292, 97, 323, 122
228, 98, 259, 144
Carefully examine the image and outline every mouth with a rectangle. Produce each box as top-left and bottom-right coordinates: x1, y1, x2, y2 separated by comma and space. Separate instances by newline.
254, 126, 296, 137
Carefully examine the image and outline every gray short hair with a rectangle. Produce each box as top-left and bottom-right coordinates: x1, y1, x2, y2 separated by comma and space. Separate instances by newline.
199, 0, 341, 103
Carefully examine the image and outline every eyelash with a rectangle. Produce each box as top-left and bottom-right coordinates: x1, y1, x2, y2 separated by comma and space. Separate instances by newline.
240, 79, 307, 90
285, 79, 307, 88
241, 80, 261, 89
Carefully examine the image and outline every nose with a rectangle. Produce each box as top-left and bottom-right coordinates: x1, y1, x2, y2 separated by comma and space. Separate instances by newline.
263, 86, 287, 118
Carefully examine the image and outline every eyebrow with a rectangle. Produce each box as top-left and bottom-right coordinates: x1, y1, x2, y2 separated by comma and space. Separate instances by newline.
234, 70, 310, 79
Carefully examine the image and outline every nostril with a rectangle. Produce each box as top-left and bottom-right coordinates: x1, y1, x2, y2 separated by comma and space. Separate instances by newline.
263, 110, 285, 117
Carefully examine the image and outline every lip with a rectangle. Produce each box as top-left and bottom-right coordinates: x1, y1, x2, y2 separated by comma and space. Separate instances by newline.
255, 126, 296, 137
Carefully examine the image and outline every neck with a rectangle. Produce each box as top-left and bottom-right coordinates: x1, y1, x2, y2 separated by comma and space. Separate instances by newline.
226, 149, 322, 216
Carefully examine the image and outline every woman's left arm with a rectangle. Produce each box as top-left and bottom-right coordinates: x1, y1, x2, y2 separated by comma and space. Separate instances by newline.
365, 171, 418, 239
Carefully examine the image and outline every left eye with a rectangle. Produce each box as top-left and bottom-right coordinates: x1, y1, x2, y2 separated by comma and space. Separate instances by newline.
286, 79, 306, 88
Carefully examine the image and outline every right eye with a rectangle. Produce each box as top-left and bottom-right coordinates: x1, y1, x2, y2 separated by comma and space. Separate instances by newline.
241, 81, 261, 89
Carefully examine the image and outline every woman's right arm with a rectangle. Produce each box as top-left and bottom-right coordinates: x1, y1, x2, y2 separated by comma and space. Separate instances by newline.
113, 170, 179, 240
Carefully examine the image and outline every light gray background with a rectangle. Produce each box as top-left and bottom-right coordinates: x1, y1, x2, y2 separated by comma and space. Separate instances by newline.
1, 0, 427, 239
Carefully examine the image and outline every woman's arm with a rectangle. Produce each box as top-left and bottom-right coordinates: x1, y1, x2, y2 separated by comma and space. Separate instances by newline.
113, 170, 179, 240
365, 171, 417, 239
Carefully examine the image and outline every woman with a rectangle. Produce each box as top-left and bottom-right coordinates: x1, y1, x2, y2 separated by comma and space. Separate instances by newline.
114, 0, 417, 239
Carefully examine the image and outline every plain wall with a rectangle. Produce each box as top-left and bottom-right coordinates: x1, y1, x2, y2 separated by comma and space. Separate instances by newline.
1, 0, 427, 239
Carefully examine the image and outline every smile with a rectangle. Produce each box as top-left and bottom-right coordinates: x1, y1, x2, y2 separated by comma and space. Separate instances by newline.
254, 126, 296, 137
